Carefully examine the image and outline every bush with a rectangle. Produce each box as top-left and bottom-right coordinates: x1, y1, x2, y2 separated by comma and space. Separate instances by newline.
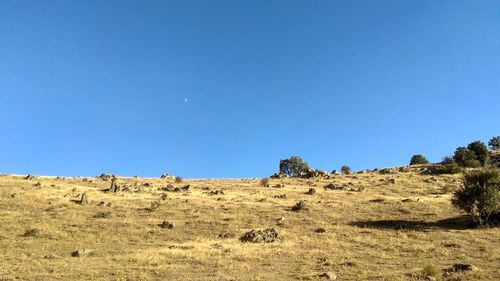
452, 169, 500, 225
453, 147, 478, 167
175, 176, 183, 183
441, 156, 454, 165
341, 165, 352, 174
428, 162, 463, 175
410, 154, 429, 165
467, 140, 489, 166
279, 156, 310, 177
489, 136, 500, 150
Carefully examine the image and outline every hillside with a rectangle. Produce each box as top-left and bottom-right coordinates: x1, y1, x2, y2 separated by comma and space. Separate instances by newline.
0, 170, 499, 280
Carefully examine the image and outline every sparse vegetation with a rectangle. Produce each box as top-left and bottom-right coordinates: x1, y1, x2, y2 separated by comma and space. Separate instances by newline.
410, 154, 429, 165
452, 168, 500, 225
260, 178, 270, 187
453, 147, 481, 167
341, 165, 352, 174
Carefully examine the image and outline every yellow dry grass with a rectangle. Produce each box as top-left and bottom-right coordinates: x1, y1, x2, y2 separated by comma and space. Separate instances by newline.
0, 170, 498, 280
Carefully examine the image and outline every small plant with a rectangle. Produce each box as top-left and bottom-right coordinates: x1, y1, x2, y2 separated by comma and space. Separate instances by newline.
175, 176, 183, 183
452, 168, 500, 225
421, 264, 440, 279
410, 154, 429, 165
260, 178, 270, 187
341, 165, 352, 174
292, 200, 306, 211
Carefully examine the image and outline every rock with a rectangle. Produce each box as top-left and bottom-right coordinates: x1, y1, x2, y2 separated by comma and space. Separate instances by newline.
173, 187, 181, 192
452, 263, 477, 272
71, 249, 94, 257
292, 200, 306, 212
315, 228, 326, 233
273, 184, 285, 188
181, 185, 191, 191
240, 228, 281, 243
34, 182, 43, 188
79, 192, 90, 205
22, 228, 41, 237
162, 184, 175, 192
218, 232, 235, 239
306, 188, 316, 195
11, 193, 20, 198
274, 194, 287, 199
400, 198, 413, 203
25, 174, 37, 180
160, 173, 174, 179
159, 220, 174, 229
388, 178, 396, 184
324, 183, 343, 190
319, 272, 337, 280
94, 211, 111, 218
208, 190, 225, 195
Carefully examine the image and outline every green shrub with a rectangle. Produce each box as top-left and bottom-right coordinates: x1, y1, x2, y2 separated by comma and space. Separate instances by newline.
279, 156, 310, 177
451, 169, 500, 225
340, 165, 352, 174
453, 147, 478, 167
467, 140, 489, 166
489, 136, 500, 150
410, 154, 429, 165
429, 162, 463, 175
441, 156, 454, 165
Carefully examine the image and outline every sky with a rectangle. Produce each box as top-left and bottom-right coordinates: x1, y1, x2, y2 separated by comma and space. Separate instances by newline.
1, 0, 499, 178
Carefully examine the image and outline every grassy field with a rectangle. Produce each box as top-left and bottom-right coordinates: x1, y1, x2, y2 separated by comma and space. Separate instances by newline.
0, 169, 498, 280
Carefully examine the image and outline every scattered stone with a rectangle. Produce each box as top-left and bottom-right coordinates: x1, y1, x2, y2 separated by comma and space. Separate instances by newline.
159, 193, 169, 200
452, 263, 477, 272
274, 194, 287, 199
71, 249, 94, 257
162, 184, 175, 192
324, 183, 343, 190
400, 198, 413, 203
208, 190, 225, 195
181, 185, 191, 191
106, 202, 113, 207
34, 182, 43, 188
25, 174, 37, 180
443, 243, 461, 248
240, 228, 281, 243
369, 198, 386, 203
273, 184, 284, 188
159, 220, 174, 229
292, 200, 306, 212
315, 228, 326, 233
259, 198, 268, 202
319, 272, 337, 280
306, 188, 316, 195
94, 211, 111, 218
22, 228, 41, 237
79, 192, 90, 205
142, 182, 151, 187
11, 193, 20, 198
160, 173, 174, 179
218, 232, 235, 239
173, 187, 181, 192
388, 178, 396, 184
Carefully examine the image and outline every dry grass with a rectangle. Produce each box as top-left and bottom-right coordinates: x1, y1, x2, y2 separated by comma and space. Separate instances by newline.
0, 170, 498, 280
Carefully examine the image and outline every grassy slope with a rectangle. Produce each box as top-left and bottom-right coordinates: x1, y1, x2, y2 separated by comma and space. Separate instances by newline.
0, 170, 498, 281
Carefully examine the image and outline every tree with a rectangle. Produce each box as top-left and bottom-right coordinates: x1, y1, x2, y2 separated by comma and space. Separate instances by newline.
467, 140, 489, 166
341, 165, 352, 174
279, 156, 310, 177
452, 169, 500, 225
409, 154, 429, 165
453, 147, 479, 167
489, 136, 500, 150
441, 156, 454, 165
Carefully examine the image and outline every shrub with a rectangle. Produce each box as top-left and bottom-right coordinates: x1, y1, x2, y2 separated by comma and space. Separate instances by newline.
467, 140, 489, 166
260, 178, 270, 187
410, 154, 429, 165
441, 156, 454, 165
489, 136, 500, 150
421, 264, 440, 279
279, 156, 310, 177
451, 169, 500, 225
453, 147, 478, 167
429, 162, 463, 175
175, 176, 183, 183
340, 165, 352, 174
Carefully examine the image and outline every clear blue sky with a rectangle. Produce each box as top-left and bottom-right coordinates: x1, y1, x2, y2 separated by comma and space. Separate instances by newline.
1, 1, 499, 178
